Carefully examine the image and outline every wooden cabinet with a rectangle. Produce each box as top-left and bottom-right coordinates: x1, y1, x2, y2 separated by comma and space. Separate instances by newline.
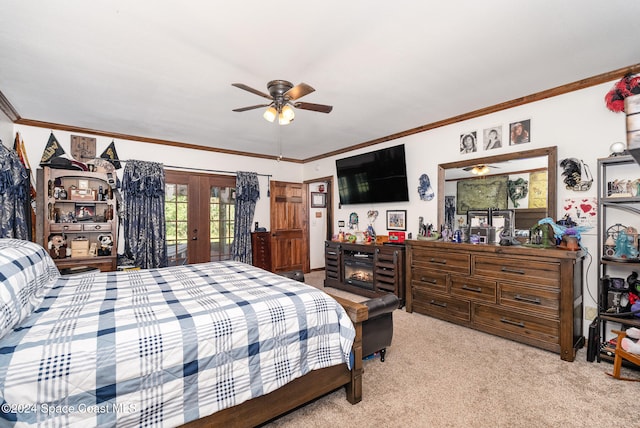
36, 167, 118, 272
324, 241, 405, 305
251, 231, 272, 271
406, 240, 584, 361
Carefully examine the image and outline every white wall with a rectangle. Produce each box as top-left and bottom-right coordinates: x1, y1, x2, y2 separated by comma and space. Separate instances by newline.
14, 124, 305, 234
302, 81, 629, 337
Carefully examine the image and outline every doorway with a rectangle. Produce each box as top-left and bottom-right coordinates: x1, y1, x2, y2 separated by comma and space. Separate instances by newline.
306, 176, 333, 270
164, 170, 236, 265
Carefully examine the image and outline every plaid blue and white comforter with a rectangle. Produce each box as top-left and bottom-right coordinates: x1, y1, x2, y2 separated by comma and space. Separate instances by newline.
0, 259, 355, 427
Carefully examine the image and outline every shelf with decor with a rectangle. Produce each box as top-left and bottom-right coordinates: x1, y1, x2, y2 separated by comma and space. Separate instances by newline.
596, 155, 640, 363
36, 166, 119, 272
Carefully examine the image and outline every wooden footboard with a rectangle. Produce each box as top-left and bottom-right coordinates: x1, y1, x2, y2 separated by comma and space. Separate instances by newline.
181, 296, 368, 428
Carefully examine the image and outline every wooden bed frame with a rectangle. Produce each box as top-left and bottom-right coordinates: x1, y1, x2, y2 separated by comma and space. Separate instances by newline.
181, 295, 368, 427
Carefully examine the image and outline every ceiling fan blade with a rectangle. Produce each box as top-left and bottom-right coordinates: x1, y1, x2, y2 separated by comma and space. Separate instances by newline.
285, 83, 315, 100
294, 101, 333, 113
232, 103, 271, 112
231, 83, 273, 100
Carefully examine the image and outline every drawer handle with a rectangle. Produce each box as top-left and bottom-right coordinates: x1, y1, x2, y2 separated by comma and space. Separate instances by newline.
500, 318, 525, 328
501, 267, 525, 275
92, 225, 102, 230
429, 300, 447, 308
514, 294, 541, 305
420, 276, 437, 284
327, 251, 337, 255
462, 284, 482, 293
429, 258, 447, 265
62, 225, 69, 231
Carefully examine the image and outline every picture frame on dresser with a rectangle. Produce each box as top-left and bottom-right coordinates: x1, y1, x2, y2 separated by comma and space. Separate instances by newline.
386, 210, 406, 231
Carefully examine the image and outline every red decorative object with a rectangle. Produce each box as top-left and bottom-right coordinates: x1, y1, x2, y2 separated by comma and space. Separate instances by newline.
605, 73, 640, 113
318, 184, 325, 192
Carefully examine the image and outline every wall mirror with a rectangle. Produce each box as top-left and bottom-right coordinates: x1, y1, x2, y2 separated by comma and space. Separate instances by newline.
437, 146, 557, 236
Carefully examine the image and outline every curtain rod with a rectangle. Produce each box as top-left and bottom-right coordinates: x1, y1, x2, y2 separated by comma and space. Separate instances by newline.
121, 160, 272, 178
164, 164, 272, 178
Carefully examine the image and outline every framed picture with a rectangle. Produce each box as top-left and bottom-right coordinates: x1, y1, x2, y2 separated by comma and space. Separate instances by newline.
75, 203, 95, 221
386, 210, 407, 231
483, 126, 503, 150
509, 119, 531, 145
460, 131, 478, 154
311, 192, 326, 208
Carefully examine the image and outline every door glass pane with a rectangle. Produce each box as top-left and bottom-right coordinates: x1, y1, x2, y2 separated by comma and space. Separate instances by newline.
210, 186, 235, 261
165, 183, 188, 265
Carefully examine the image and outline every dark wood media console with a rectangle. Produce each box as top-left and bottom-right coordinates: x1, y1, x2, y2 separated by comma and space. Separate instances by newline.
324, 241, 405, 305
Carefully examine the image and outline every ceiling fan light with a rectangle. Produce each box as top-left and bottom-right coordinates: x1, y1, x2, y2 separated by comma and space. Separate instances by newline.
263, 106, 277, 122
471, 165, 490, 175
278, 106, 295, 125
281, 105, 295, 121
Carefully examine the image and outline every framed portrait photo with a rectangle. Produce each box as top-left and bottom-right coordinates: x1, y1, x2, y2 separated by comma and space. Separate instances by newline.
310, 192, 326, 208
386, 210, 407, 231
483, 126, 503, 150
509, 119, 531, 145
460, 131, 478, 154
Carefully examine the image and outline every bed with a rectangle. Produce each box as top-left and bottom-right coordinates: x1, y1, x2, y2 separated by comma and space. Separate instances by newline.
0, 239, 366, 427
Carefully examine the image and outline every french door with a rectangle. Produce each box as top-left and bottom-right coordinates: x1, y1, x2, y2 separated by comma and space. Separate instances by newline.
164, 170, 236, 265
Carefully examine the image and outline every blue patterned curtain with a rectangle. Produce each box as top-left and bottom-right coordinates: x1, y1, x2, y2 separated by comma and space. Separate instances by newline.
0, 142, 29, 239
122, 160, 167, 269
231, 171, 260, 264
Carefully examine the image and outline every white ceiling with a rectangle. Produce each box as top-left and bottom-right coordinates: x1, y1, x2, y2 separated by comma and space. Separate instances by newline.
1, 1, 639, 161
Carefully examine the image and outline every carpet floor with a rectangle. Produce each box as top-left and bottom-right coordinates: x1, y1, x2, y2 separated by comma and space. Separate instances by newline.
262, 270, 639, 427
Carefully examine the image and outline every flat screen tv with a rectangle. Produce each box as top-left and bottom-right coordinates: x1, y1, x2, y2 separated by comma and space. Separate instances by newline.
336, 144, 410, 205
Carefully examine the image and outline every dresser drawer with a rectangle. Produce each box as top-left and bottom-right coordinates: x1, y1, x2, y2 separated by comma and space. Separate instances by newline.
411, 288, 470, 323
411, 248, 470, 275
499, 282, 559, 318
411, 268, 448, 293
82, 223, 112, 232
473, 256, 560, 288
50, 223, 82, 233
450, 275, 496, 303
472, 303, 559, 345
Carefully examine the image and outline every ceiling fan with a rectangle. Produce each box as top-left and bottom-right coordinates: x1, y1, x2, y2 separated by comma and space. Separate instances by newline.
232, 80, 333, 125
462, 164, 500, 175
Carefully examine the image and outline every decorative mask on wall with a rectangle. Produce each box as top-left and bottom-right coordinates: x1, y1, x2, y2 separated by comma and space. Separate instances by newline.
348, 212, 359, 230
560, 158, 593, 191
418, 174, 434, 201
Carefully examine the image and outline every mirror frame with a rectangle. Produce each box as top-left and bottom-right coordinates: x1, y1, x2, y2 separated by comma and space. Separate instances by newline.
437, 146, 557, 230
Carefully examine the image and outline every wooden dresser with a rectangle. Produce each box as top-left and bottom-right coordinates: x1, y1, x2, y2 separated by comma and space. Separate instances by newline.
251, 231, 272, 271
406, 240, 584, 361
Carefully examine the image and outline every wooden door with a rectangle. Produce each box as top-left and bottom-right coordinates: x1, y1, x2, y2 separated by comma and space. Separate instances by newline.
270, 181, 308, 273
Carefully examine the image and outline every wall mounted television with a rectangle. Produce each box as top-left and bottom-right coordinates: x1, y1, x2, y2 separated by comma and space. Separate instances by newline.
336, 144, 410, 205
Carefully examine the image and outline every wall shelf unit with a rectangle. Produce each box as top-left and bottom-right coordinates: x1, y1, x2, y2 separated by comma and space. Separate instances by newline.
596, 155, 640, 363
36, 167, 119, 272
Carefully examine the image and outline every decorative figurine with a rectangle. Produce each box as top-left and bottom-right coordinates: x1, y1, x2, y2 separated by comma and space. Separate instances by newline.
615, 230, 638, 259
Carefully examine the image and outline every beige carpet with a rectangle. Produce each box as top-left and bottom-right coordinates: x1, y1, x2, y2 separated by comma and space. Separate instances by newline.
263, 271, 638, 427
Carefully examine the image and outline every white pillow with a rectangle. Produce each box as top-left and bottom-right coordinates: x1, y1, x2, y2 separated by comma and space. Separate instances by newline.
0, 239, 60, 338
